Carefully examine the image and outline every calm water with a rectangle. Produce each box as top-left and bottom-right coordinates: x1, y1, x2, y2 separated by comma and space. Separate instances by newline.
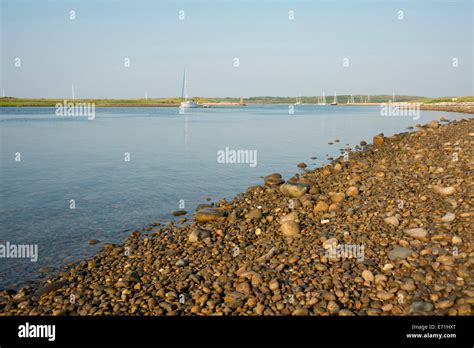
0, 105, 469, 289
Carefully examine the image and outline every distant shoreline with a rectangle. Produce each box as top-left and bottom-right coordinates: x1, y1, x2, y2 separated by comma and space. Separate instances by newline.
4, 95, 473, 108
1, 100, 473, 114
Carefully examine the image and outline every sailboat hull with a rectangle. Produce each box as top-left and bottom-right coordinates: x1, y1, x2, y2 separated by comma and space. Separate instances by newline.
180, 101, 198, 108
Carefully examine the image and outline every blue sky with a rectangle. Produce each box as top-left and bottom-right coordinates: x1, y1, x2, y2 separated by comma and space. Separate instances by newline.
1, 0, 472, 98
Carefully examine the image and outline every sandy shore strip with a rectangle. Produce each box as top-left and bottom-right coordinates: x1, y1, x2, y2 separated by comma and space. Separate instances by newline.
340, 102, 474, 115
1, 117, 472, 316
419, 103, 474, 114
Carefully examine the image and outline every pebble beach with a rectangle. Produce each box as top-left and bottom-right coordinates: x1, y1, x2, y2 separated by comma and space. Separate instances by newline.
1, 116, 472, 316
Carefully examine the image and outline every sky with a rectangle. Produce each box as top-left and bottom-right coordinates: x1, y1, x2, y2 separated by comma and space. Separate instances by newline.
1, 0, 473, 98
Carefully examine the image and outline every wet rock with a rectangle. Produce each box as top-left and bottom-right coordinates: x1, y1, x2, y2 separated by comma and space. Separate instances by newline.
297, 162, 307, 169
373, 134, 384, 145
88, 239, 100, 245
37, 281, 68, 297
264, 173, 285, 186
171, 210, 187, 216
280, 183, 310, 198
196, 204, 213, 211
195, 208, 225, 222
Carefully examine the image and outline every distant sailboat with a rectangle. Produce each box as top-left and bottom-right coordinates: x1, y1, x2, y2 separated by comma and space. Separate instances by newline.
318, 92, 326, 105
294, 94, 302, 105
180, 68, 198, 108
331, 92, 338, 105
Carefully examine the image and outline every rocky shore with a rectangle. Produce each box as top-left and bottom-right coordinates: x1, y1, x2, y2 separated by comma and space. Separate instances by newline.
1, 118, 472, 316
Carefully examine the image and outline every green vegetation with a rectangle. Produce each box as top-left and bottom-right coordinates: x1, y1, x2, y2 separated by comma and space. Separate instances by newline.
414, 96, 474, 104
0, 97, 182, 107
244, 95, 423, 104
1, 95, 472, 107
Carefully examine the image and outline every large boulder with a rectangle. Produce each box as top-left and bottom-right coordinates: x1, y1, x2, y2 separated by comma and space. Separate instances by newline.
195, 208, 225, 222
264, 173, 285, 186
280, 183, 310, 198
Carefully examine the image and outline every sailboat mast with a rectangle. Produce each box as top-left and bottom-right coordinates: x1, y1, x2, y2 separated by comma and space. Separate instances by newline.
181, 69, 186, 100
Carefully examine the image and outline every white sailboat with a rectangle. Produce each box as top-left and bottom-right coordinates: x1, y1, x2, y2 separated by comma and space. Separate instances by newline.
331, 92, 338, 105
180, 68, 198, 108
318, 92, 326, 105
294, 94, 302, 105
